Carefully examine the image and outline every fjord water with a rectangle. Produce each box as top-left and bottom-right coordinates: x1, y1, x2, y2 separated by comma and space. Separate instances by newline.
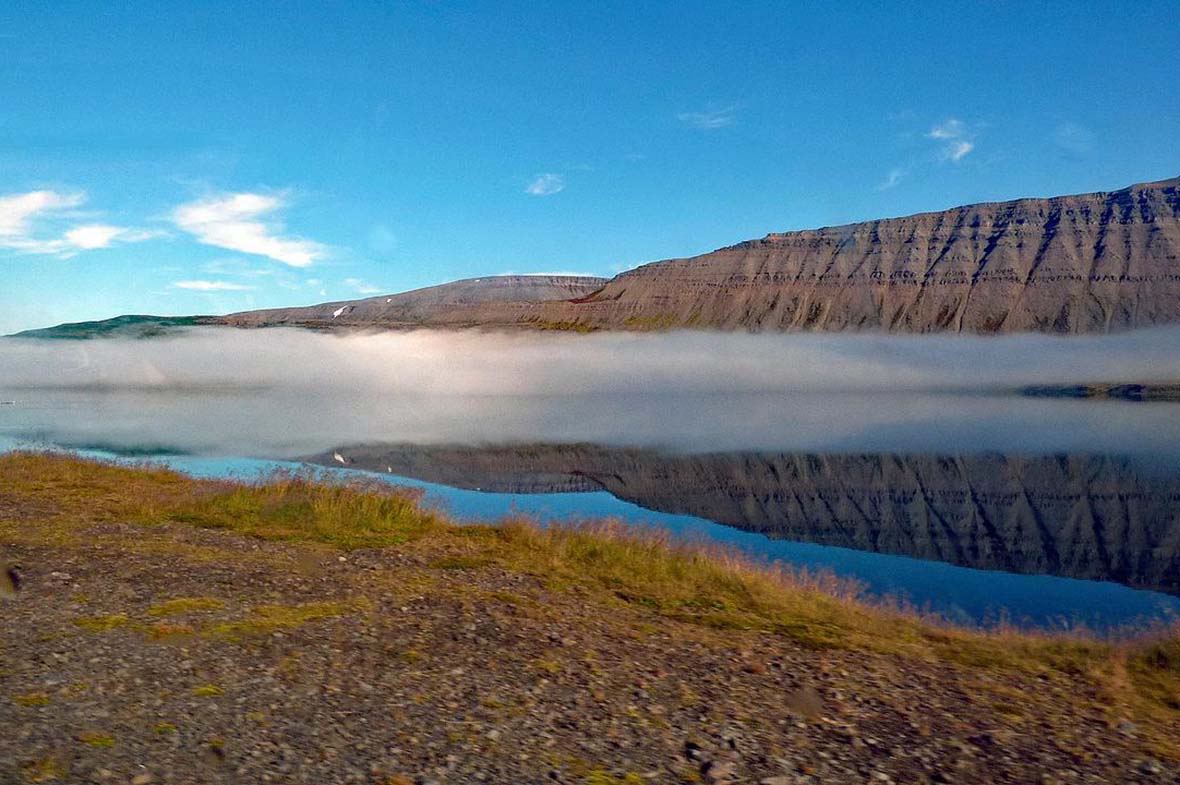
3, 328, 1180, 630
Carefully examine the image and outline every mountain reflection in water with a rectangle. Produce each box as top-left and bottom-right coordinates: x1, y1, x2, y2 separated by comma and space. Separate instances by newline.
308, 444, 1180, 597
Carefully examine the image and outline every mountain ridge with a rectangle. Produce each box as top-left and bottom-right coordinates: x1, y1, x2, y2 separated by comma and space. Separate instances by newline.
13, 177, 1180, 336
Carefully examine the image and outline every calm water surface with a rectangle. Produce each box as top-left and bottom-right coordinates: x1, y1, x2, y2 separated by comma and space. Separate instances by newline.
3, 386, 1180, 631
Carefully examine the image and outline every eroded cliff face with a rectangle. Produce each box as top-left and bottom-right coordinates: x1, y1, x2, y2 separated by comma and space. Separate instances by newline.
512, 177, 1180, 333
309, 444, 1180, 594
222, 177, 1180, 334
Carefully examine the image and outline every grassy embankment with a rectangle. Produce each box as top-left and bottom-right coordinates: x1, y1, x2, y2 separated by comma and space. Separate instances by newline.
2, 451, 1179, 756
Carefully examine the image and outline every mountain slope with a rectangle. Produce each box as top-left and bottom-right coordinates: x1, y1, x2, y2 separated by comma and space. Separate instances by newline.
14, 178, 1180, 337
11, 315, 220, 340
452, 177, 1180, 333
220, 275, 608, 329
222, 177, 1180, 334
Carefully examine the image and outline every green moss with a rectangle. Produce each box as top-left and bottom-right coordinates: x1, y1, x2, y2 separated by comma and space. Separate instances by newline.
72, 613, 131, 632
399, 648, 425, 665
585, 770, 646, 785
78, 731, 116, 748
21, 756, 66, 782
622, 314, 679, 330
147, 596, 225, 616
205, 600, 366, 641
13, 691, 51, 707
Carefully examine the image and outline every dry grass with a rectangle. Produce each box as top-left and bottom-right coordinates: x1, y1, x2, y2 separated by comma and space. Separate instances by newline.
3, 450, 1179, 755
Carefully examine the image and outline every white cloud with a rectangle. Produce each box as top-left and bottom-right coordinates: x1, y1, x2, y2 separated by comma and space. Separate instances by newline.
344, 277, 383, 295
0, 190, 157, 256
926, 118, 976, 163
947, 140, 974, 162
678, 106, 737, 130
63, 224, 158, 250
0, 190, 84, 238
172, 192, 324, 267
926, 119, 966, 140
877, 167, 906, 191
525, 173, 565, 196
172, 280, 256, 291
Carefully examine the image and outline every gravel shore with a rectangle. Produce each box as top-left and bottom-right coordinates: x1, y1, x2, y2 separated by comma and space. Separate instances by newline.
2, 510, 1176, 785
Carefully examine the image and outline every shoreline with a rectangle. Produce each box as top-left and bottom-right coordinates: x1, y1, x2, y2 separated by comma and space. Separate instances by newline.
2, 452, 1179, 782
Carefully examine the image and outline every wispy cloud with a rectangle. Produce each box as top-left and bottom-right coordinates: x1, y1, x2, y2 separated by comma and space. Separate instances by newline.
877, 167, 907, 191
946, 140, 974, 162
927, 119, 965, 140
344, 277, 383, 295
172, 192, 324, 267
678, 105, 737, 130
171, 280, 255, 291
926, 118, 976, 163
525, 173, 565, 196
1053, 122, 1096, 157
0, 190, 157, 256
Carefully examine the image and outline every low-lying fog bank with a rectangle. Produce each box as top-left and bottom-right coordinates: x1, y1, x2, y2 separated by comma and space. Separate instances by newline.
3, 327, 1180, 394
1, 328, 1179, 460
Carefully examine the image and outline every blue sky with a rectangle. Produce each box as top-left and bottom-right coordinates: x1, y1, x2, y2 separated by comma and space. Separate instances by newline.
1, 1, 1178, 333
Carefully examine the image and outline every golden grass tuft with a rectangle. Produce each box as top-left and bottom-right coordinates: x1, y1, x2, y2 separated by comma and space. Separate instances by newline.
169, 470, 444, 548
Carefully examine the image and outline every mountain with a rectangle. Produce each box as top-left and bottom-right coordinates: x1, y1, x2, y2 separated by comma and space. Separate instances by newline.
556, 177, 1180, 333
307, 443, 1180, 595
223, 176, 1180, 334
11, 315, 220, 340
219, 275, 609, 329
13, 177, 1180, 337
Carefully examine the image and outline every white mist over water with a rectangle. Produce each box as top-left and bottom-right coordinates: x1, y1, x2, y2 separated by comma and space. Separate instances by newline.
2, 327, 1180, 393
1, 327, 1179, 459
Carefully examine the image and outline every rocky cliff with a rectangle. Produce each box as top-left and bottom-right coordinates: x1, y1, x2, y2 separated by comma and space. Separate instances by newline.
309, 443, 1180, 594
